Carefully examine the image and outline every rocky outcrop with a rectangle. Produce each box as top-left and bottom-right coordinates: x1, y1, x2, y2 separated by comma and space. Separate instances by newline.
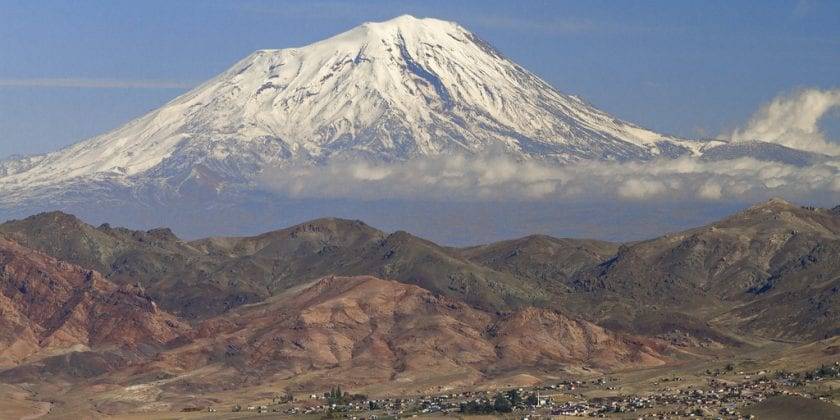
0, 238, 189, 367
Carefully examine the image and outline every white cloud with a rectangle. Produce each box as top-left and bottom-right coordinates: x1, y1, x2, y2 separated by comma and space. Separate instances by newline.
729, 88, 840, 155
256, 88, 840, 205
618, 178, 666, 200
258, 154, 840, 203
697, 181, 723, 200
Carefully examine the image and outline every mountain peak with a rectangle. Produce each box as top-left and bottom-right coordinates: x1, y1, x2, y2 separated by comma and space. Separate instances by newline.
717, 197, 796, 217
353, 15, 460, 36
22, 210, 86, 228
753, 197, 795, 209
372, 14, 424, 24
0, 15, 703, 206
257, 15, 463, 57
360, 14, 451, 30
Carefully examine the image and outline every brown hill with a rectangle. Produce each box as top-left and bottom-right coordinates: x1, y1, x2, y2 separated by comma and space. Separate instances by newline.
0, 211, 255, 319
153, 276, 668, 393
0, 200, 837, 414
570, 198, 840, 341
0, 237, 188, 368
459, 234, 618, 294
1, 199, 837, 343
192, 221, 550, 310
0, 214, 550, 317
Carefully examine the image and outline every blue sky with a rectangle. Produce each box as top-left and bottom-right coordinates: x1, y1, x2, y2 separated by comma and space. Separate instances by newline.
1, 0, 838, 159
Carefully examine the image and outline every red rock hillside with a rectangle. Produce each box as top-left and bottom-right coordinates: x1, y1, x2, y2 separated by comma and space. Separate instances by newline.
157, 276, 669, 392
0, 237, 189, 367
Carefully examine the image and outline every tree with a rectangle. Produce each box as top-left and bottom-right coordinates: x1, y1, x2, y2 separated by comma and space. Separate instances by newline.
526, 393, 539, 407
506, 389, 522, 406
461, 400, 494, 414
325, 386, 348, 405
494, 393, 512, 413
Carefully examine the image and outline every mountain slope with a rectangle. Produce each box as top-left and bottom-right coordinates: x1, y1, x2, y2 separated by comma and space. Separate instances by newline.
0, 15, 708, 207
2, 200, 837, 344
569, 198, 840, 341
0, 201, 838, 414
159, 276, 668, 393
0, 237, 188, 368
0, 214, 549, 317
0, 211, 274, 319
189, 219, 553, 311
459, 234, 619, 294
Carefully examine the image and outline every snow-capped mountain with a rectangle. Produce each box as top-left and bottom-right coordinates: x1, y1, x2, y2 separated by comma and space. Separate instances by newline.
1, 16, 712, 199
1, 15, 824, 211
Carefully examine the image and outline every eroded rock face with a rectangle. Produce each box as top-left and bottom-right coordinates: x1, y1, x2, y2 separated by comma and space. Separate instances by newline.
160, 275, 668, 391
0, 237, 189, 367
490, 307, 667, 370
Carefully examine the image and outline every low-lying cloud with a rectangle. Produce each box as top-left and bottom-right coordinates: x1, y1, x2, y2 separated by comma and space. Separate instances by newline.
729, 88, 840, 155
259, 88, 840, 204
258, 154, 840, 203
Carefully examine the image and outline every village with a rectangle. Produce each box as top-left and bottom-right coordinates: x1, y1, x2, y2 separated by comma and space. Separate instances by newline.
207, 362, 840, 418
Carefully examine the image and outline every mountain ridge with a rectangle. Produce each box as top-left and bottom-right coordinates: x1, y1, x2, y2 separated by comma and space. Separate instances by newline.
0, 199, 838, 414
1, 198, 837, 343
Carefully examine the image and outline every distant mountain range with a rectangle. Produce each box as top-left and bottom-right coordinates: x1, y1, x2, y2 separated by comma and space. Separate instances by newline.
0, 16, 827, 217
0, 199, 838, 413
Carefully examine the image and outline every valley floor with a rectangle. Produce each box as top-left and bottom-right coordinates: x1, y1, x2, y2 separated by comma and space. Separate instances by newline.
6, 341, 838, 419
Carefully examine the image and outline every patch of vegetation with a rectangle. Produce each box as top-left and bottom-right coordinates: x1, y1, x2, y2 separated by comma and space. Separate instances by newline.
460, 389, 538, 414
324, 386, 367, 406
